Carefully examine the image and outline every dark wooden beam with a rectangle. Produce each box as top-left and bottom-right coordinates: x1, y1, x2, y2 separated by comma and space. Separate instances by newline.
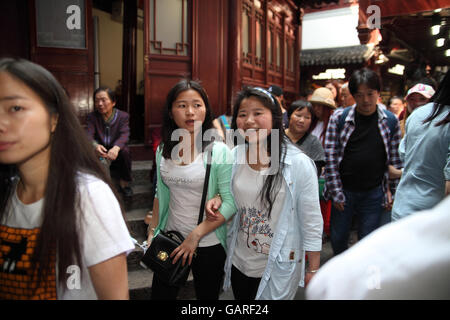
122, 0, 137, 138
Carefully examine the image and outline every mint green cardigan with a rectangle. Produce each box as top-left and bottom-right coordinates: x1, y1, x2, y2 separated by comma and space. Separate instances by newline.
154, 142, 236, 250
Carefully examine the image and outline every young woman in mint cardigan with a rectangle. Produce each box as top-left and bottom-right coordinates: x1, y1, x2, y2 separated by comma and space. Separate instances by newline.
146, 80, 236, 300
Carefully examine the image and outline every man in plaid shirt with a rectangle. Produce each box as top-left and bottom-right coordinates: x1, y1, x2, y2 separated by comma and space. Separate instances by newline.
323, 68, 403, 255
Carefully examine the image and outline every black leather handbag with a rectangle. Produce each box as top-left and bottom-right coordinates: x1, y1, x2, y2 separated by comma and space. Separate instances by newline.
140, 149, 212, 287
141, 230, 191, 286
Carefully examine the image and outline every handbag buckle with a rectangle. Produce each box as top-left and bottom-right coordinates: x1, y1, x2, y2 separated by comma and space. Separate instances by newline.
157, 251, 169, 261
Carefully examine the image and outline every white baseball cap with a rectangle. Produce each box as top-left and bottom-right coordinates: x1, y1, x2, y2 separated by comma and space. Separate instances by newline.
405, 83, 435, 100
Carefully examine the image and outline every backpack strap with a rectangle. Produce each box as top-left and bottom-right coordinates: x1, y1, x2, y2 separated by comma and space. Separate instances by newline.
337, 106, 352, 132
338, 106, 397, 139
383, 110, 398, 139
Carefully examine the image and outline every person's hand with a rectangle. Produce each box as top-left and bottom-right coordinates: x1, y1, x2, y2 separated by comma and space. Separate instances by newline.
95, 144, 108, 158
146, 227, 155, 246
333, 202, 345, 211
107, 146, 120, 161
205, 195, 222, 221
305, 271, 316, 287
170, 231, 200, 266
384, 189, 393, 211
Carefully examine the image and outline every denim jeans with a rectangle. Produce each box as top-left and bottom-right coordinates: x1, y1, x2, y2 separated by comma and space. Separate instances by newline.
330, 185, 384, 255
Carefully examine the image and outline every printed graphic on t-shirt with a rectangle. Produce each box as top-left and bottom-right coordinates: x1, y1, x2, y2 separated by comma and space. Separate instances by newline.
161, 173, 204, 186
0, 225, 57, 300
238, 207, 274, 255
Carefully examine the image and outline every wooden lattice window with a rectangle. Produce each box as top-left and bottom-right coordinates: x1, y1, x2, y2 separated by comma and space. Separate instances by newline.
149, 0, 189, 56
255, 9, 264, 68
242, 1, 252, 64
276, 32, 282, 72
285, 25, 295, 73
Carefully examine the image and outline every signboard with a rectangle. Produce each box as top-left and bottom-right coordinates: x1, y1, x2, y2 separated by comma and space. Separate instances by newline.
312, 68, 346, 80
36, 0, 86, 49
388, 64, 405, 76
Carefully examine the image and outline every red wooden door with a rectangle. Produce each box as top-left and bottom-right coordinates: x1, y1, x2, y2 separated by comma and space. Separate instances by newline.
143, 0, 229, 153
28, 0, 94, 123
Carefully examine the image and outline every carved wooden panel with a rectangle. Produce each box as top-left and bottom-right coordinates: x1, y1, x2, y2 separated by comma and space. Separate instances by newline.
149, 0, 189, 56
193, 0, 229, 117
239, 0, 300, 95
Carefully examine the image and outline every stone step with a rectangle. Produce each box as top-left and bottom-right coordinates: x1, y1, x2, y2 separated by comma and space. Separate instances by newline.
128, 268, 196, 300
126, 207, 149, 271
128, 268, 153, 300
131, 160, 153, 186
122, 183, 154, 211
125, 208, 150, 238
128, 246, 146, 271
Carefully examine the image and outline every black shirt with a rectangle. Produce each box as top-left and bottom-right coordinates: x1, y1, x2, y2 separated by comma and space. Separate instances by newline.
339, 110, 387, 191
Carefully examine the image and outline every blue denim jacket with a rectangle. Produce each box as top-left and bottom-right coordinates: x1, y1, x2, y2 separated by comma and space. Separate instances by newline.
224, 142, 323, 299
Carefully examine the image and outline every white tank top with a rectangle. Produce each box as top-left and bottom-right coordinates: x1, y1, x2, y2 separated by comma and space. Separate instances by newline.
160, 154, 220, 247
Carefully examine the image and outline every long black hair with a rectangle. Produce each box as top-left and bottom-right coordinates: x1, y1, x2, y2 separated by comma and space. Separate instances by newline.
231, 86, 287, 219
160, 79, 214, 159
423, 70, 450, 127
0, 58, 123, 291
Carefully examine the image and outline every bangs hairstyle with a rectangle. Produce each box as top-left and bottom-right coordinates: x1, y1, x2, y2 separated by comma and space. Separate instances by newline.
348, 68, 381, 95
231, 86, 287, 219
161, 79, 214, 159
287, 100, 316, 128
231, 86, 284, 134
0, 58, 123, 292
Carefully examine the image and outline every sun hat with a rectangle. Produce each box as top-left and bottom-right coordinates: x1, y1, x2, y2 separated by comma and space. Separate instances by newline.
309, 87, 336, 109
405, 83, 435, 100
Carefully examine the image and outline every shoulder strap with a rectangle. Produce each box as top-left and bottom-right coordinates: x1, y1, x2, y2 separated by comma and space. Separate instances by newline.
384, 111, 398, 138
338, 106, 397, 137
197, 148, 212, 225
220, 115, 230, 129
337, 106, 352, 132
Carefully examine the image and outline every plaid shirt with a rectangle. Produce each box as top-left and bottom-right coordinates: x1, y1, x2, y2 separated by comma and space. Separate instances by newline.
323, 105, 403, 206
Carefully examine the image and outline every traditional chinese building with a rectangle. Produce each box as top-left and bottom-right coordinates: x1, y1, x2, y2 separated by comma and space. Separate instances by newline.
299, 0, 449, 101
357, 0, 450, 96
0, 0, 339, 160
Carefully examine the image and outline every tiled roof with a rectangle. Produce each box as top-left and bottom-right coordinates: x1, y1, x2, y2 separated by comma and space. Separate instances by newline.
300, 45, 375, 66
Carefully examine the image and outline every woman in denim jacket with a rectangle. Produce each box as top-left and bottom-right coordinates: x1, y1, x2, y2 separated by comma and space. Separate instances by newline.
207, 87, 323, 300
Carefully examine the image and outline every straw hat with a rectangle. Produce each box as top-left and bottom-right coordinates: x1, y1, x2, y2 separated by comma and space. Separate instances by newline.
309, 87, 336, 109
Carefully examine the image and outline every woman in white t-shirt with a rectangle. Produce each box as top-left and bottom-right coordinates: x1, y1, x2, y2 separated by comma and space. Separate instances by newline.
0, 58, 134, 300
146, 79, 236, 300
207, 87, 323, 300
